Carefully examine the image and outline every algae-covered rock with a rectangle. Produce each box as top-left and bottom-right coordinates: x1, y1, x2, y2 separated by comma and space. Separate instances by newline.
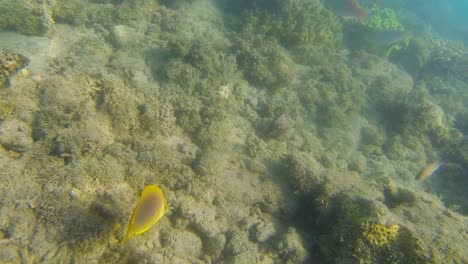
32, 74, 115, 163
96, 72, 140, 135
160, 228, 203, 259
282, 150, 467, 263
111, 25, 145, 49
298, 62, 364, 129
235, 35, 295, 90
361, 125, 386, 146
164, 36, 236, 96
87, 3, 117, 28
115, 0, 160, 28
239, 0, 342, 47
0, 49, 29, 88
51, 0, 88, 25
224, 227, 262, 263
160, 0, 195, 10
177, 197, 223, 237
0, 245, 20, 263
0, 0, 49, 35
224, 228, 255, 256
204, 233, 226, 261
251, 221, 276, 243
0, 118, 33, 153
276, 227, 309, 264
392, 38, 432, 77
428, 44, 468, 83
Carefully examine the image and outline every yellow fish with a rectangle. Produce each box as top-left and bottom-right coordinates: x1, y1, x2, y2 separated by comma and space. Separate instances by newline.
416, 162, 442, 181
121, 185, 169, 243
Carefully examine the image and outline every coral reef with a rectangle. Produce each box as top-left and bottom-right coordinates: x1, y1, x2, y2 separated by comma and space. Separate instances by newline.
235, 0, 342, 47
0, 49, 29, 88
0, 118, 33, 154
427, 44, 468, 83
0, 1, 48, 35
51, 0, 87, 25
278, 151, 467, 263
0, 0, 466, 263
235, 35, 295, 89
361, 222, 400, 247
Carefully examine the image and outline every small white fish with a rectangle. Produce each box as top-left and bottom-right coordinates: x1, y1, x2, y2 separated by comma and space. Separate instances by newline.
416, 162, 442, 180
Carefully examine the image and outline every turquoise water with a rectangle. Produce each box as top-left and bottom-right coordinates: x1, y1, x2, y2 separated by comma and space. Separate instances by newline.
0, 0, 466, 263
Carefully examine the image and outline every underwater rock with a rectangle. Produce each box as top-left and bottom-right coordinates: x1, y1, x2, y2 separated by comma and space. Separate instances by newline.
160, 0, 195, 10
87, 3, 117, 29
429, 46, 468, 82
271, 114, 294, 137
0, 1, 49, 35
368, 29, 408, 46
0, 245, 20, 263
276, 227, 308, 263
161, 228, 203, 259
204, 233, 226, 261
235, 35, 295, 90
51, 0, 87, 25
224, 228, 256, 256
383, 184, 417, 208
393, 39, 432, 77
226, 251, 261, 264
361, 126, 385, 146
347, 156, 367, 173
239, 0, 342, 47
461, 138, 468, 166
0, 49, 29, 88
0, 119, 33, 153
178, 198, 222, 238
415, 101, 446, 134
251, 221, 276, 243
245, 158, 267, 174
111, 25, 145, 49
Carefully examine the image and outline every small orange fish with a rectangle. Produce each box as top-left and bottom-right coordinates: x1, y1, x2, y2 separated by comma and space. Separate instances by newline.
416, 162, 442, 180
121, 185, 169, 243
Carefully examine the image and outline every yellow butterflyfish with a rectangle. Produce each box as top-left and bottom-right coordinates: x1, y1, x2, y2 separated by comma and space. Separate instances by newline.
121, 185, 169, 243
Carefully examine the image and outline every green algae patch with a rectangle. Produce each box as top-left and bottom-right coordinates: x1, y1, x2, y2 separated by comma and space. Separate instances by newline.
364, 4, 405, 32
